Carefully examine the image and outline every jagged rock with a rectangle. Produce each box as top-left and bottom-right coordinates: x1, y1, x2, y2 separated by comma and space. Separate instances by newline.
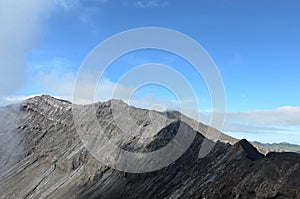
0, 95, 299, 199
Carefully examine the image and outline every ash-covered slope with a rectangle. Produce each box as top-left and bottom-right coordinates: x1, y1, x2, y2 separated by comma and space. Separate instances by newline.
0, 95, 299, 199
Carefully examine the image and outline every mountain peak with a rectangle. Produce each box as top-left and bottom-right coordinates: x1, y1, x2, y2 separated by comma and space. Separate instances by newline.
26, 95, 71, 105
235, 139, 264, 161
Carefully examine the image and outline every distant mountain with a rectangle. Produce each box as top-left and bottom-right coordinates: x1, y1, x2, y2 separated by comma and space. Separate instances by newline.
0, 95, 299, 198
252, 141, 300, 154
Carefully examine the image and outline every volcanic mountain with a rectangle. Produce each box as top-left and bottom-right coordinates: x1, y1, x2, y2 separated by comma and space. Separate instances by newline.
0, 95, 299, 198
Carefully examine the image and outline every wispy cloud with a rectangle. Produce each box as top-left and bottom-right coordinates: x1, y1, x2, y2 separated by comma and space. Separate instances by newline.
225, 107, 300, 127
198, 107, 300, 144
54, 0, 108, 28
1, 56, 186, 110
131, 0, 169, 8
55, 0, 80, 10
0, 0, 102, 102
0, 0, 53, 97
3, 95, 40, 103
55, 0, 109, 11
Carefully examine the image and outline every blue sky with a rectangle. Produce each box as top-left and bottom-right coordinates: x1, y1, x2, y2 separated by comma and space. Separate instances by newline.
1, 0, 300, 144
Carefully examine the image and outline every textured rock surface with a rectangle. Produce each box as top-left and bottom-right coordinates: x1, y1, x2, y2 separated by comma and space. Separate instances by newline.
0, 95, 299, 199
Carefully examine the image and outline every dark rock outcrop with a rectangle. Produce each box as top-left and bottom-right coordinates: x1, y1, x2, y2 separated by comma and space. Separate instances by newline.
0, 95, 299, 199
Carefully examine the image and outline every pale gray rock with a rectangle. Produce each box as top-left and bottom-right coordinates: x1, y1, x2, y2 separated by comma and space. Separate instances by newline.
0, 95, 299, 199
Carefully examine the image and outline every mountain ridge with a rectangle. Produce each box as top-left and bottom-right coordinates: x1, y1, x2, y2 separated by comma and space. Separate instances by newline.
0, 95, 299, 198
8, 94, 299, 153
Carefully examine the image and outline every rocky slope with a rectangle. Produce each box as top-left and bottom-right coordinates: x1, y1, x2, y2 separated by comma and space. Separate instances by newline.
0, 95, 299, 199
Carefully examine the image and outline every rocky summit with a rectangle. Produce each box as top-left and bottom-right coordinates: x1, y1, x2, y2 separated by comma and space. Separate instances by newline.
0, 95, 299, 199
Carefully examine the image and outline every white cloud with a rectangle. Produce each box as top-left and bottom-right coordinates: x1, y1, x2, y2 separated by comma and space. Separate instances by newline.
22, 57, 132, 104
132, 0, 169, 8
198, 107, 300, 144
0, 0, 108, 98
0, 94, 70, 106
54, 0, 108, 28
54, 0, 110, 11
198, 107, 300, 133
55, 0, 80, 10
3, 95, 39, 104
0, 0, 54, 97
225, 107, 300, 127
163, 104, 300, 143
